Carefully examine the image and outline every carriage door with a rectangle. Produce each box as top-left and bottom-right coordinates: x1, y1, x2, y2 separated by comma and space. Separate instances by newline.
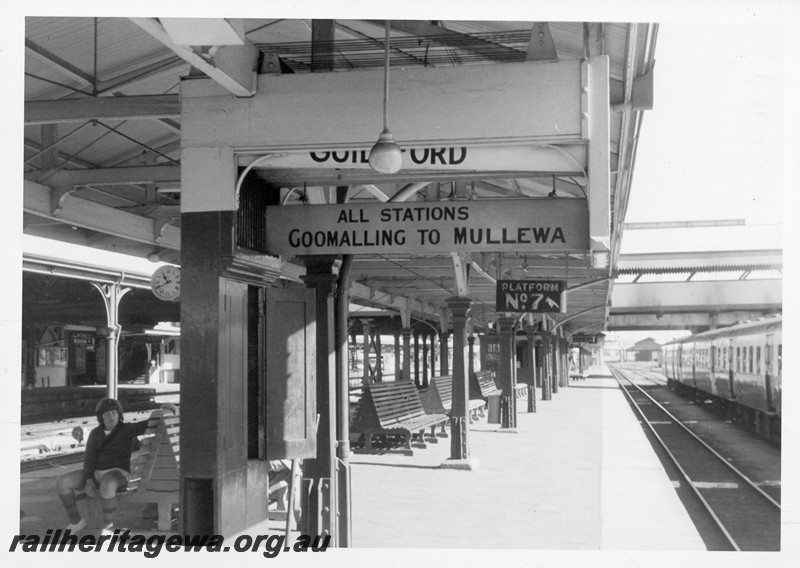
727, 340, 736, 398
764, 334, 774, 411
709, 344, 717, 395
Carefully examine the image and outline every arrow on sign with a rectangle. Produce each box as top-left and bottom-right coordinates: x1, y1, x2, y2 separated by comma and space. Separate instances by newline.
545, 297, 559, 309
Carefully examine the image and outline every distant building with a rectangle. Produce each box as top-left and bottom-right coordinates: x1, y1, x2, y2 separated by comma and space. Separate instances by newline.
628, 337, 662, 363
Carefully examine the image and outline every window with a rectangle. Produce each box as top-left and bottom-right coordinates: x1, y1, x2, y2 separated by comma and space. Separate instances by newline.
778, 344, 782, 374
748, 346, 754, 373
736, 347, 740, 372
756, 346, 761, 374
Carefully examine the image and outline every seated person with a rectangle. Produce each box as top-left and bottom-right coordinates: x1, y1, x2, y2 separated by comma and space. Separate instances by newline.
55, 397, 177, 534
268, 459, 302, 521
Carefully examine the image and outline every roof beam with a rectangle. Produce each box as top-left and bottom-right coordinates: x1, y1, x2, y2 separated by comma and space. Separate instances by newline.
45, 165, 181, 188
349, 280, 440, 319
24, 179, 180, 250
25, 38, 95, 89
375, 20, 525, 63
526, 23, 557, 61
25, 95, 180, 125
130, 17, 258, 97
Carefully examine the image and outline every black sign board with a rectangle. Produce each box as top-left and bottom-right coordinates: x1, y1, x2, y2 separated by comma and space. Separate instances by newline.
496, 280, 566, 313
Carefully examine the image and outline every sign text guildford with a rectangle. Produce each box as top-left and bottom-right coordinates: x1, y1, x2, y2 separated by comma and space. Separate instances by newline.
265, 199, 589, 256
496, 280, 567, 314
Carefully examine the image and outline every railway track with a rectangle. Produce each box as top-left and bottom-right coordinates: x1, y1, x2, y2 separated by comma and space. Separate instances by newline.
609, 364, 781, 551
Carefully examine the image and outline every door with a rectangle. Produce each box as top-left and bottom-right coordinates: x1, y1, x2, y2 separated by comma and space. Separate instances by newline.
265, 286, 317, 460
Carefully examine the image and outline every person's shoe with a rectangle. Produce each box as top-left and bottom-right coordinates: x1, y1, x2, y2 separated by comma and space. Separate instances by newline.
65, 518, 87, 532
100, 523, 114, 536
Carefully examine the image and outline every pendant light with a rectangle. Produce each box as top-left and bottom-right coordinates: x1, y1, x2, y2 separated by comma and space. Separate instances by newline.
368, 21, 403, 174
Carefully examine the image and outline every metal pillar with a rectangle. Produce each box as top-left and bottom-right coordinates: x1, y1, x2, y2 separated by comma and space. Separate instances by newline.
401, 328, 412, 382
540, 319, 552, 401
422, 333, 430, 387
467, 334, 475, 380
496, 316, 518, 430
442, 297, 477, 469
334, 254, 353, 547
361, 319, 371, 386
91, 280, 132, 400
523, 323, 538, 413
300, 258, 339, 542
393, 331, 401, 380
439, 331, 450, 376
413, 331, 421, 387
552, 334, 560, 394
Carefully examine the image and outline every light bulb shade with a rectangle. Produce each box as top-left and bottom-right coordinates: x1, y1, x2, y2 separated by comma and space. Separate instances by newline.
368, 128, 403, 174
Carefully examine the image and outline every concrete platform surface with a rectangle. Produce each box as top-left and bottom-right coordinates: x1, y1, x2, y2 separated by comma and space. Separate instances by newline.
350, 370, 706, 550
17, 368, 706, 554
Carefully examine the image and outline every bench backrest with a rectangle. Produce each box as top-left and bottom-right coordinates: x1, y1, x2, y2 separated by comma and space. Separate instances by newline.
367, 381, 427, 428
432, 375, 454, 409
476, 371, 500, 397
128, 412, 180, 496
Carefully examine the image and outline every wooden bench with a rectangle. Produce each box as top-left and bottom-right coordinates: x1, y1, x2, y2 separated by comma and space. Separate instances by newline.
350, 381, 448, 454
422, 375, 486, 426
474, 370, 529, 401
474, 370, 501, 399
80, 410, 180, 532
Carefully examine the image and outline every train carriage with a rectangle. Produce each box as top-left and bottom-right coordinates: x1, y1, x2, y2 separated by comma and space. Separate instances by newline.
662, 316, 781, 443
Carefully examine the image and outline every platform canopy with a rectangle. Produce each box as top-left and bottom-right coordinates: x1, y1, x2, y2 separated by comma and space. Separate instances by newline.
23, 17, 657, 336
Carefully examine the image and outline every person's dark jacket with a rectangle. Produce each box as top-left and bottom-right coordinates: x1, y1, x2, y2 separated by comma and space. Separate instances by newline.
82, 420, 149, 483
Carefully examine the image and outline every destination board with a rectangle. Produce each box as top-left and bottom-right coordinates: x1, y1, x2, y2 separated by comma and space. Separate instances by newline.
495, 280, 566, 313
265, 199, 589, 255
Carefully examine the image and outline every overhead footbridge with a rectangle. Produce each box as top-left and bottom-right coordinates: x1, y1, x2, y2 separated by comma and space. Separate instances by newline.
608, 249, 782, 331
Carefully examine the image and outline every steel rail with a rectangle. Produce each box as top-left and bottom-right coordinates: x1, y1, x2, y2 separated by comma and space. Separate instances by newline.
610, 365, 739, 551
613, 365, 780, 509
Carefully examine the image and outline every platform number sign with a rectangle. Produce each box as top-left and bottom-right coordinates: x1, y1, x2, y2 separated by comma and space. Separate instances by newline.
496, 280, 566, 313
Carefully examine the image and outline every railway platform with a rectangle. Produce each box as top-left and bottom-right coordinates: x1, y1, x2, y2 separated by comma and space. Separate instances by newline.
17, 365, 707, 552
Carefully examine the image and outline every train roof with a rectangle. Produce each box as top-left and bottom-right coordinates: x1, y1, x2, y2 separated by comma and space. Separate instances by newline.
663, 314, 782, 346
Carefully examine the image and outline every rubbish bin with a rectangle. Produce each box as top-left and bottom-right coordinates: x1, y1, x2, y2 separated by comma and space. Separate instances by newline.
487, 394, 501, 424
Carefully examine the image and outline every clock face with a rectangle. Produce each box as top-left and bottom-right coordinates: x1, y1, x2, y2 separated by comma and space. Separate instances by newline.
150, 265, 181, 301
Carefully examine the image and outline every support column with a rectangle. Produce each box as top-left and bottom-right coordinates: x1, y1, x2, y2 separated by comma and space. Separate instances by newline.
180, 209, 282, 537
429, 332, 436, 379
467, 334, 475, 381
401, 328, 412, 382
439, 331, 450, 376
413, 331, 421, 387
441, 297, 477, 470
540, 321, 552, 401
552, 334, 560, 394
300, 257, 339, 541
361, 319, 371, 387
393, 331, 401, 380
375, 331, 383, 382
523, 323, 538, 413
422, 333, 430, 387
496, 316, 518, 431
91, 280, 132, 400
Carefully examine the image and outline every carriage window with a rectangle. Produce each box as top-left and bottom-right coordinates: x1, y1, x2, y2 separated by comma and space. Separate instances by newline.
756, 346, 761, 374
748, 346, 754, 373
778, 344, 782, 373
736, 347, 740, 371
